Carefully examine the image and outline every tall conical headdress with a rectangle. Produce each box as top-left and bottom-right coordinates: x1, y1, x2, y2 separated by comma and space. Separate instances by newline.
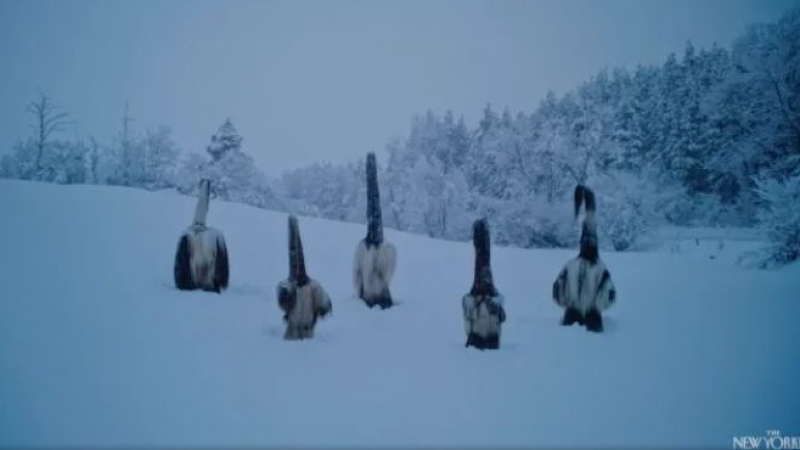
365, 152, 383, 246
288, 215, 309, 286
470, 219, 497, 297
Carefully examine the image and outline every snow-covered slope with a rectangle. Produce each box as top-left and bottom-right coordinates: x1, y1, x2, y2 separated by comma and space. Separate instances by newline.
1, 179, 798, 448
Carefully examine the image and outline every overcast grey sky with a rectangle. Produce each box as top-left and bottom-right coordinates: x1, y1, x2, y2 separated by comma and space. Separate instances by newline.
0, 0, 797, 175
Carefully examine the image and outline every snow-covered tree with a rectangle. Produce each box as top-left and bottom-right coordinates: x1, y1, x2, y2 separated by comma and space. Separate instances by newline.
386, 113, 472, 239
588, 170, 676, 251
141, 126, 180, 190
207, 118, 243, 162
104, 103, 148, 187
45, 140, 89, 184
27, 93, 70, 175
1, 139, 39, 180
177, 152, 208, 191
754, 173, 800, 267
3, 5, 799, 261
0, 93, 77, 182
282, 162, 362, 221
179, 119, 281, 211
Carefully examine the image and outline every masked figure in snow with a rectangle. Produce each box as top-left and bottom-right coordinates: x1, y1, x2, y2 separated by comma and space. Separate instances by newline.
174, 179, 229, 293
353, 152, 397, 309
462, 219, 506, 350
552, 185, 617, 332
277, 215, 332, 340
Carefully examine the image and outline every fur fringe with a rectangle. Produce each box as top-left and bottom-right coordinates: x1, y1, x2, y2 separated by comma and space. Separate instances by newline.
552, 185, 617, 325
174, 178, 228, 293
353, 240, 396, 309
552, 258, 615, 314
463, 219, 504, 349
174, 226, 228, 293
277, 216, 332, 340
174, 234, 194, 290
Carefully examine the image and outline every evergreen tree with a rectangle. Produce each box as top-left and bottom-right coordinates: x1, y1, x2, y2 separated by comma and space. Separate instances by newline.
207, 118, 243, 162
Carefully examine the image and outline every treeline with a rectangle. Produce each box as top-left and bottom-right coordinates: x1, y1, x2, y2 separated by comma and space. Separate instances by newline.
283, 7, 800, 264
2, 7, 798, 266
0, 101, 286, 211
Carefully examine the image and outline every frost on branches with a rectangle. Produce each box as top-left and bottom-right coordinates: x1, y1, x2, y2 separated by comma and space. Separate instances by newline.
178, 118, 282, 211
754, 173, 800, 267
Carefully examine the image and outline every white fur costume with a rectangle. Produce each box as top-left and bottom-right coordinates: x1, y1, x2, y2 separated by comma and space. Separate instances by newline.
278, 279, 332, 340
353, 240, 397, 305
174, 179, 229, 293
354, 152, 397, 309
277, 215, 332, 340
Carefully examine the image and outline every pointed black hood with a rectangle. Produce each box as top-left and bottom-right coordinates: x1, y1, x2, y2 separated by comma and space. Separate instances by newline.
365, 152, 383, 247
471, 219, 497, 297
288, 215, 309, 286
575, 184, 599, 263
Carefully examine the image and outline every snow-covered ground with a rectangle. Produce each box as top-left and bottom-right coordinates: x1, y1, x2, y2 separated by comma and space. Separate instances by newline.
1, 179, 798, 448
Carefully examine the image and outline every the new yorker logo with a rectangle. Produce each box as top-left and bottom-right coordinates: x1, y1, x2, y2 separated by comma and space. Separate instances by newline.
734, 430, 800, 450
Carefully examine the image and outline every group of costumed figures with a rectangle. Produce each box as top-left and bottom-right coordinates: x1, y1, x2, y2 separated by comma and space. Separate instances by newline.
173, 153, 616, 349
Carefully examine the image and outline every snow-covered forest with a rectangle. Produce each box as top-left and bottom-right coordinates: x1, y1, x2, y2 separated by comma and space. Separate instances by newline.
2, 6, 799, 266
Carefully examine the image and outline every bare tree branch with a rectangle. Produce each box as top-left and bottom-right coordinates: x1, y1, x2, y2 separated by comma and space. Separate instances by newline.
27, 93, 70, 170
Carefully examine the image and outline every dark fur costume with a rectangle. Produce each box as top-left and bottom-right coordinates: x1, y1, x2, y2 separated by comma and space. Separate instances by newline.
463, 219, 506, 350
174, 179, 229, 293
552, 185, 616, 332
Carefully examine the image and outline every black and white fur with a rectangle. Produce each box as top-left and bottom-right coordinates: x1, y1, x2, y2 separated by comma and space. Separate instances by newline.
552, 185, 616, 332
462, 219, 506, 350
353, 152, 397, 309
277, 215, 332, 340
174, 179, 229, 293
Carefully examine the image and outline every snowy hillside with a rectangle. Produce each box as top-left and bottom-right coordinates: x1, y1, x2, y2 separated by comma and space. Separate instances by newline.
1, 179, 798, 448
